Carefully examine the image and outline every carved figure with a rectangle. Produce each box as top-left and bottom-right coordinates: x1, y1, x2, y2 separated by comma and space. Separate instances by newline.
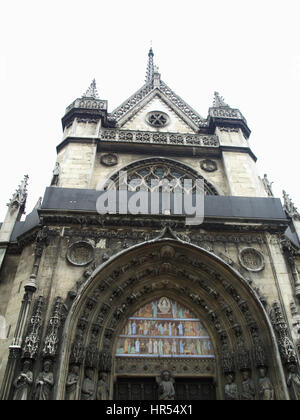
240, 370, 256, 400
12, 360, 33, 400
262, 174, 274, 197
34, 360, 54, 400
65, 365, 80, 400
51, 162, 60, 186
286, 363, 300, 400
81, 368, 95, 400
224, 373, 239, 400
258, 367, 274, 400
158, 370, 175, 400
97, 372, 109, 400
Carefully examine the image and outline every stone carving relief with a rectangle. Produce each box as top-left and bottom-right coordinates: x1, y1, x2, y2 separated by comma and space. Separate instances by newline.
65, 365, 80, 400
22, 296, 44, 360
238, 247, 265, 272
67, 241, 94, 266
224, 373, 239, 400
12, 360, 33, 400
33, 359, 54, 400
240, 370, 256, 400
258, 367, 274, 400
200, 159, 217, 173
42, 297, 65, 359
81, 368, 96, 400
97, 372, 109, 400
157, 370, 175, 400
100, 153, 118, 167
286, 363, 300, 400
271, 302, 298, 365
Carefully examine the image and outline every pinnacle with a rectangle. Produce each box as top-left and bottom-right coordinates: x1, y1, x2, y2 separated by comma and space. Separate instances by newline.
82, 79, 99, 99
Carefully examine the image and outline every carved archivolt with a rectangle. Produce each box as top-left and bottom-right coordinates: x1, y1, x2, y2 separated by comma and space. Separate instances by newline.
55, 240, 286, 400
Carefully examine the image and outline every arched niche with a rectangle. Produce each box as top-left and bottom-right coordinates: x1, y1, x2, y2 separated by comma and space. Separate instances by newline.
55, 239, 288, 400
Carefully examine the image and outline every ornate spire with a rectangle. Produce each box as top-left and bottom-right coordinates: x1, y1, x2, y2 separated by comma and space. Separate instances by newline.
7, 175, 29, 211
283, 190, 300, 220
82, 79, 99, 99
145, 47, 154, 83
213, 91, 229, 107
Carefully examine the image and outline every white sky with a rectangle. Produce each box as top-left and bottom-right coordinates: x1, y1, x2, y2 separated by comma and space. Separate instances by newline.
0, 0, 300, 222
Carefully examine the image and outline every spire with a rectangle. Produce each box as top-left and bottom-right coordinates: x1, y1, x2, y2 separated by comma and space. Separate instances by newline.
7, 175, 29, 212
82, 79, 99, 99
213, 91, 229, 107
145, 47, 154, 83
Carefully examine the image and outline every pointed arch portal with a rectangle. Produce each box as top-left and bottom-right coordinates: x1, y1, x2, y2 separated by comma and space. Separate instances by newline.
56, 238, 288, 400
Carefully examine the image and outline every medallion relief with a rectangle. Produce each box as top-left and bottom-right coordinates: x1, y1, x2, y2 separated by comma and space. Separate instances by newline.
238, 247, 265, 272
200, 159, 218, 173
100, 153, 118, 167
67, 241, 95, 266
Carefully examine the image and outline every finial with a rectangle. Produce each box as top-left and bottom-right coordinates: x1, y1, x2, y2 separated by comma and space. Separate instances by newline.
82, 79, 99, 99
7, 175, 29, 211
145, 46, 154, 83
283, 190, 300, 219
213, 91, 229, 107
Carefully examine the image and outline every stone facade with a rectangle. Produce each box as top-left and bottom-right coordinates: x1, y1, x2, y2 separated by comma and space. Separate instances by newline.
0, 57, 300, 400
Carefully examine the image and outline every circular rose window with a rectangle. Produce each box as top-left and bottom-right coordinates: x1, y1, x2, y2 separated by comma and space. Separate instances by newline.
146, 111, 169, 127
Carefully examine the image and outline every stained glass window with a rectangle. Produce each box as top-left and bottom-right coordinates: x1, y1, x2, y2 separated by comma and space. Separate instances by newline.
116, 297, 215, 358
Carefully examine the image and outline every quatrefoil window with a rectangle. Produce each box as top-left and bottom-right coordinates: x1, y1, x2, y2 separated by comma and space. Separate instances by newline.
147, 111, 169, 127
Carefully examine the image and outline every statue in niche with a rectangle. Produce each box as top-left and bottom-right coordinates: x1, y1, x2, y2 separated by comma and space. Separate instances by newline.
240, 370, 256, 400
34, 359, 54, 400
12, 360, 33, 400
51, 162, 60, 186
81, 368, 95, 400
258, 367, 274, 400
157, 370, 175, 400
224, 373, 239, 400
286, 363, 300, 400
65, 365, 80, 400
97, 372, 109, 400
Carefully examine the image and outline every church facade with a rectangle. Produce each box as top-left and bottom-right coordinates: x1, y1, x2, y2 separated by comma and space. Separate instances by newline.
1, 49, 300, 400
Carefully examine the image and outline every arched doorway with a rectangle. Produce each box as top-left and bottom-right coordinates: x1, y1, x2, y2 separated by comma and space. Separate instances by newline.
55, 238, 288, 400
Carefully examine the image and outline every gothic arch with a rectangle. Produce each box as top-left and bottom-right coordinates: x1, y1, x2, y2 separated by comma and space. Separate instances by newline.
102, 157, 221, 196
55, 238, 288, 400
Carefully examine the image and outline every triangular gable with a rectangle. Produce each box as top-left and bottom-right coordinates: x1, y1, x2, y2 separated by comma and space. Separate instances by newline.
110, 79, 208, 132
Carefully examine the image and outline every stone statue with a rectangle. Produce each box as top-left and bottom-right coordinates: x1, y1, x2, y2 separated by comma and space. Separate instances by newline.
51, 162, 60, 186
65, 365, 80, 400
262, 174, 274, 197
158, 370, 175, 400
81, 368, 95, 400
286, 363, 300, 400
240, 370, 256, 400
224, 373, 239, 400
34, 359, 54, 400
258, 367, 274, 400
12, 360, 33, 400
97, 372, 109, 400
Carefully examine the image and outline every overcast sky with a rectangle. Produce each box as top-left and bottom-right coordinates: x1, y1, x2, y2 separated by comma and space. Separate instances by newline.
1, 0, 300, 222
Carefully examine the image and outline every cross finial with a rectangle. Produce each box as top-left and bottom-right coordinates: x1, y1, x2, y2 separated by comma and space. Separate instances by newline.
145, 46, 154, 83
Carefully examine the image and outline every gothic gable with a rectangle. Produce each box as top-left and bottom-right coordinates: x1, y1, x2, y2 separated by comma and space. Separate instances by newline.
110, 79, 207, 133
